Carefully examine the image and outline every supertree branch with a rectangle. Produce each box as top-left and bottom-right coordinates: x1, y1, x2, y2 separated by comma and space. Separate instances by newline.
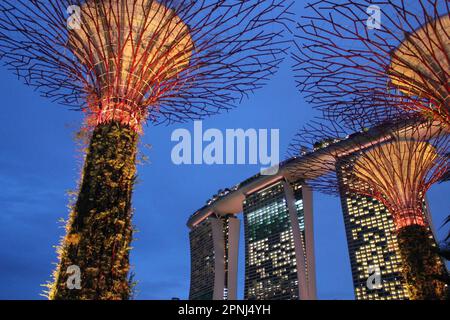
0, 0, 294, 127
288, 116, 449, 299
0, 0, 294, 300
294, 0, 449, 128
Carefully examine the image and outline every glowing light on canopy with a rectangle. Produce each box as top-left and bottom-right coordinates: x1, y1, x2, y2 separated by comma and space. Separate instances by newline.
69, 0, 194, 130
389, 14, 449, 118
294, 0, 450, 128
353, 140, 439, 229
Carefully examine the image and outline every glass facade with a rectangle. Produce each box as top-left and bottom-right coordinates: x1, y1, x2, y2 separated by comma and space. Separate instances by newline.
243, 180, 307, 300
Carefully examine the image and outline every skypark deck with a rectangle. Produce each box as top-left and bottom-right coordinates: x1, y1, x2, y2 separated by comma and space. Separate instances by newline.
187, 119, 439, 228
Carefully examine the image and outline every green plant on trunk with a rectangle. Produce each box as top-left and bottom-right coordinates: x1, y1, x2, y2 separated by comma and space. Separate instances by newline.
0, 0, 292, 300
47, 122, 138, 300
397, 225, 448, 300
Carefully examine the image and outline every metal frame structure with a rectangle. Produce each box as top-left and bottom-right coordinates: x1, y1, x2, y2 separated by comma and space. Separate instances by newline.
294, 0, 449, 127
0, 0, 293, 299
0, 0, 293, 128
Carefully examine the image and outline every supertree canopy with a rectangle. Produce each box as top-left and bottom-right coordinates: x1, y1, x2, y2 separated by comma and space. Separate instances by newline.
68, 0, 195, 130
288, 117, 449, 299
353, 139, 437, 229
0, 0, 293, 126
0, 0, 293, 299
294, 0, 449, 128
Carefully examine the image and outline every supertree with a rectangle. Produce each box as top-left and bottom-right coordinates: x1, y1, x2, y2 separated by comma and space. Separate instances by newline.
294, 0, 449, 128
0, 0, 293, 299
288, 117, 449, 299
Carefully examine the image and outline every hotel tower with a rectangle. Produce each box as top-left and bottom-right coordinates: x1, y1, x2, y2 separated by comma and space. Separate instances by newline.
188, 174, 317, 300
189, 214, 240, 300
243, 179, 316, 300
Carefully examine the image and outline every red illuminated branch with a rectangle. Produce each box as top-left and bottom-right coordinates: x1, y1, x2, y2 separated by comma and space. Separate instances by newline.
0, 0, 293, 129
294, 0, 449, 128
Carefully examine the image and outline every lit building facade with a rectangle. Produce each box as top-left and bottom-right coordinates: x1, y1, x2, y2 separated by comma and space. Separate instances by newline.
188, 214, 240, 300
337, 159, 438, 300
243, 179, 316, 300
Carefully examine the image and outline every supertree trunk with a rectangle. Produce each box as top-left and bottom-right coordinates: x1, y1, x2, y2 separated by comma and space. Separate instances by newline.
397, 224, 448, 300
50, 122, 138, 300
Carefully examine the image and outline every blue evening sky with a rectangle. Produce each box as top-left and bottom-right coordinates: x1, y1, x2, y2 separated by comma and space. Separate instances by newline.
0, 0, 448, 300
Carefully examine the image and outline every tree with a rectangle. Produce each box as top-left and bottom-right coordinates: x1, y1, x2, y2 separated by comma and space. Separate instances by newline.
0, 0, 293, 299
288, 116, 449, 299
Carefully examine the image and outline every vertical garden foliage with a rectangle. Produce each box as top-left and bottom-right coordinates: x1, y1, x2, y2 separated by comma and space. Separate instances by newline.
0, 0, 291, 300
397, 225, 448, 300
49, 122, 138, 300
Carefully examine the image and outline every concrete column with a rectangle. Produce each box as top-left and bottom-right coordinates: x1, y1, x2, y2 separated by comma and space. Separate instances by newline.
227, 217, 240, 300
210, 214, 240, 300
302, 184, 317, 299
211, 217, 226, 300
283, 180, 309, 300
